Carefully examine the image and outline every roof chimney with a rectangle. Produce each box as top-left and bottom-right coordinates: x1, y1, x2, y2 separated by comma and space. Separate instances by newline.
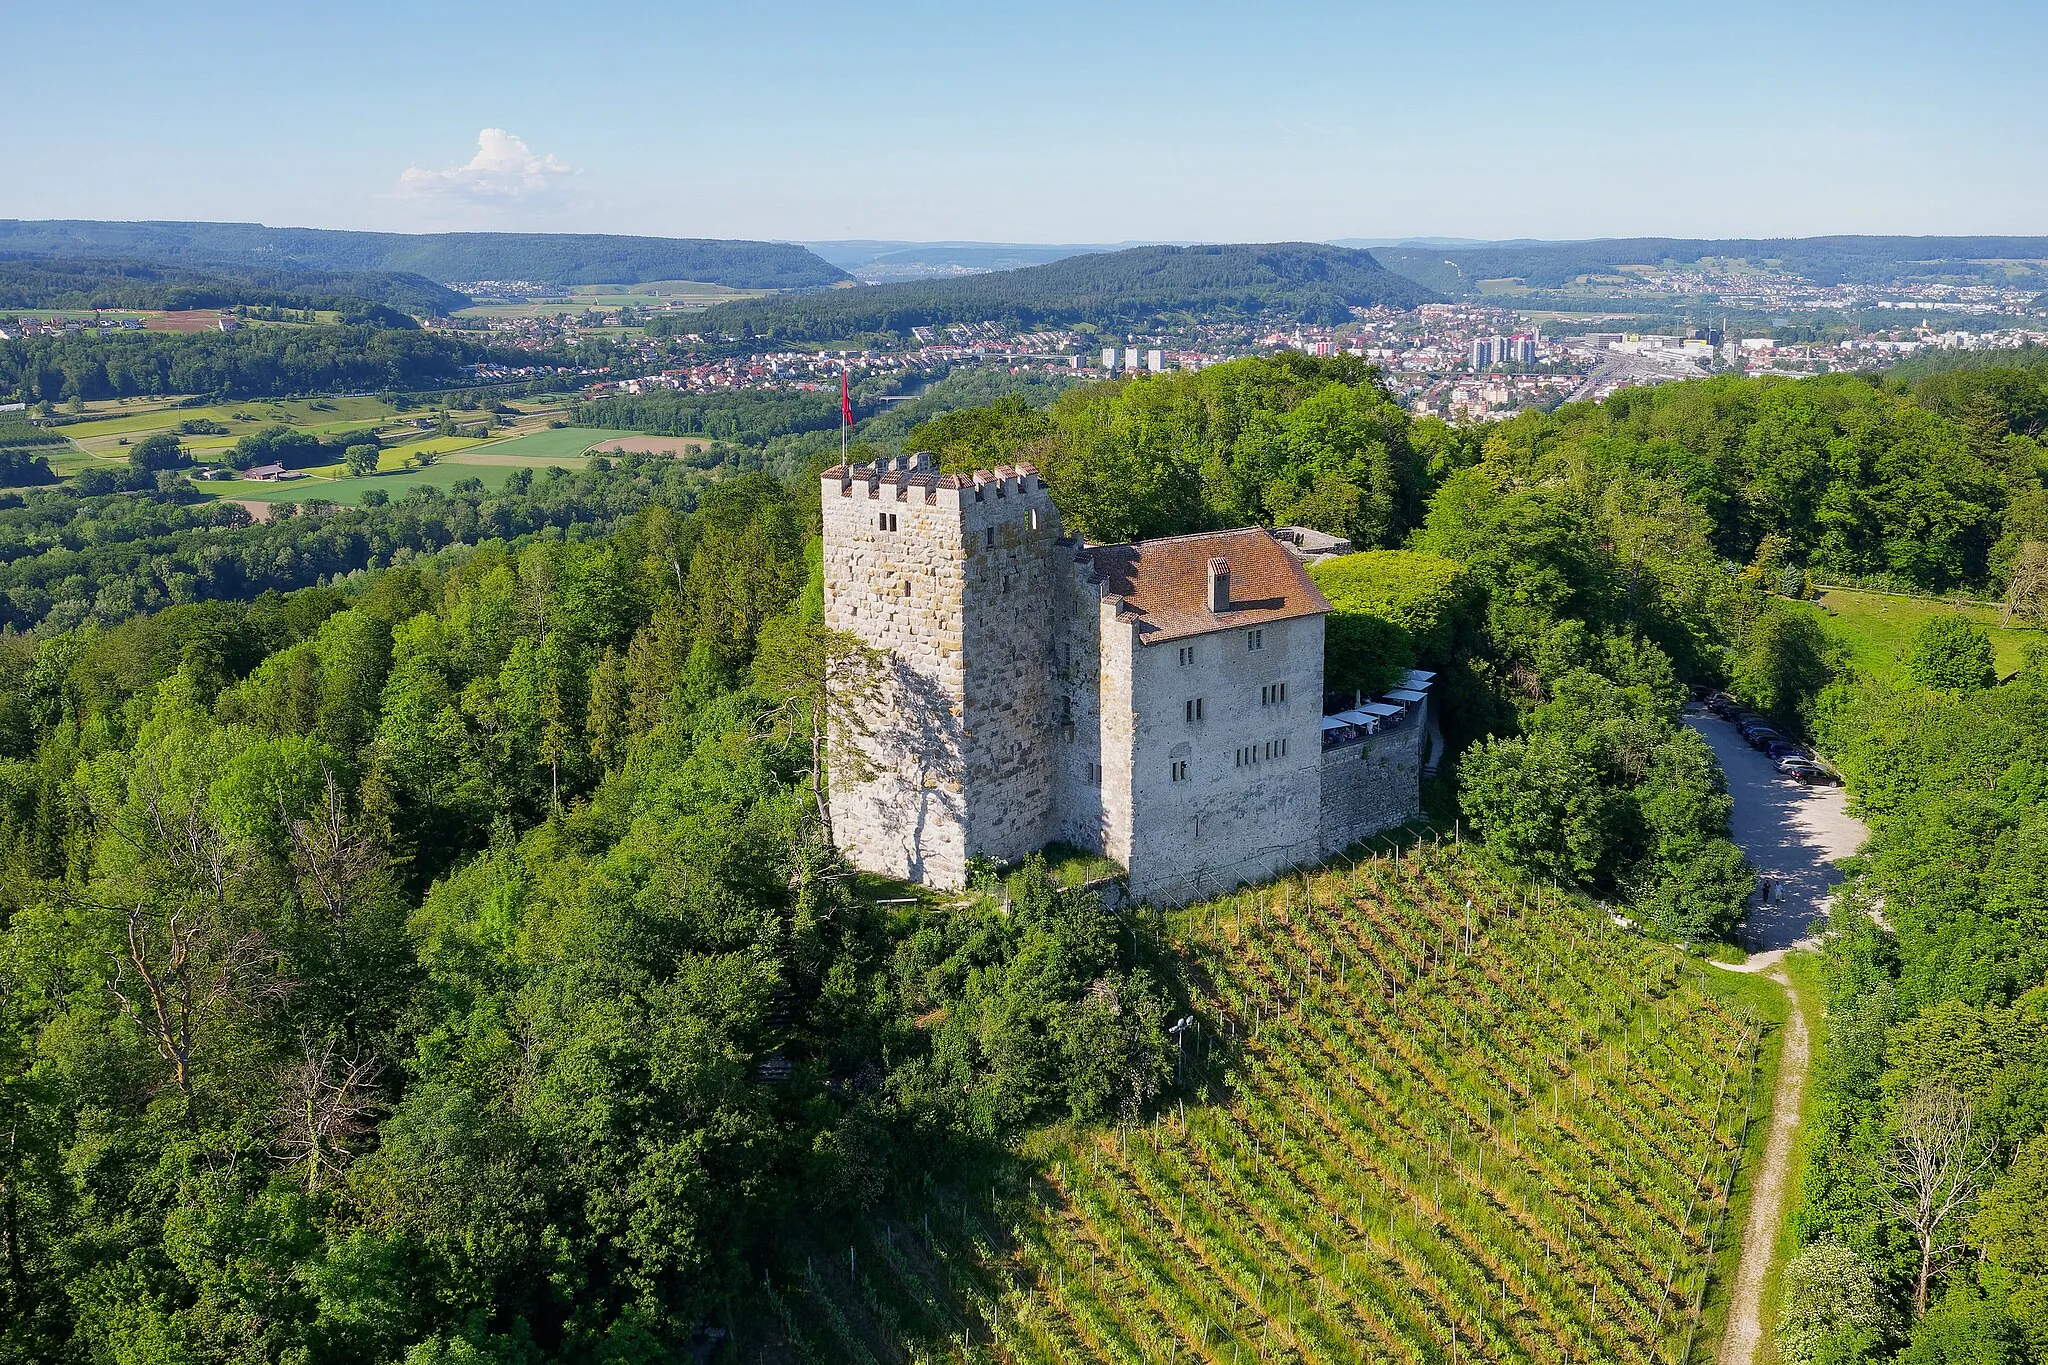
1207, 557, 1231, 614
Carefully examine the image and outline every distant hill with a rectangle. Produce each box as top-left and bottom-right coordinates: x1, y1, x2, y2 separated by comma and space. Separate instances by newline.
0, 221, 850, 290
1327, 236, 1555, 250
675, 242, 1440, 341
804, 239, 1120, 281
0, 255, 467, 317
1375, 235, 2048, 293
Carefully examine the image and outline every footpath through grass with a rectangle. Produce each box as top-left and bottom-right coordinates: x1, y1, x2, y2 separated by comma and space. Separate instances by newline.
742, 844, 1780, 1364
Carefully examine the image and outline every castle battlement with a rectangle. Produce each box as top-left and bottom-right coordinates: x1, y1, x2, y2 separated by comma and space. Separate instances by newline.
822, 455, 1056, 512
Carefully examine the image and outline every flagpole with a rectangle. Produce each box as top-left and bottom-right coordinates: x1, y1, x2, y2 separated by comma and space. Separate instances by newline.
841, 356, 850, 466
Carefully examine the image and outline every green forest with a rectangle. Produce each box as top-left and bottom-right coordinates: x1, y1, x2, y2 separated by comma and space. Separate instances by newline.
0, 260, 468, 318
0, 328, 532, 405
3, 349, 2048, 1363
666, 244, 1441, 343
1767, 617, 2048, 1361
0, 224, 848, 291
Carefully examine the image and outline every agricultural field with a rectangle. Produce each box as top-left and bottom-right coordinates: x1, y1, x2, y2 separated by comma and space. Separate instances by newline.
214, 460, 538, 508
451, 279, 771, 319
35, 394, 598, 486
55, 395, 409, 458
445, 425, 646, 462
752, 846, 1782, 1364
206, 427, 655, 505
1810, 586, 2043, 678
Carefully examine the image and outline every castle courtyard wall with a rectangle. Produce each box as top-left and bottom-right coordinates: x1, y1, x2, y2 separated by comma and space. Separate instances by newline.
1318, 697, 1428, 855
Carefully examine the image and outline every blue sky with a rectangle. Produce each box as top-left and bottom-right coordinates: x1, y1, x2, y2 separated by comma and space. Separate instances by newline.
9, 0, 2044, 242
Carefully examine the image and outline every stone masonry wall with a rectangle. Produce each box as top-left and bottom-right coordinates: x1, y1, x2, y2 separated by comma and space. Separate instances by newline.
822, 463, 1063, 889
822, 465, 970, 887
1124, 614, 1326, 905
1318, 696, 1427, 855
1050, 556, 1111, 856
958, 474, 1064, 866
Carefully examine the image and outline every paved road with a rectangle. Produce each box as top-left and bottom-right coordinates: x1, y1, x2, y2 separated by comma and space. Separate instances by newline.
1682, 705, 1868, 951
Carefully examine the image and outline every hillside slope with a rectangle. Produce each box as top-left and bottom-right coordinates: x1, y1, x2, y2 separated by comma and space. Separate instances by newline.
0, 220, 849, 289
0, 255, 466, 315
1376, 235, 2048, 294
676, 242, 1442, 340
749, 846, 1779, 1364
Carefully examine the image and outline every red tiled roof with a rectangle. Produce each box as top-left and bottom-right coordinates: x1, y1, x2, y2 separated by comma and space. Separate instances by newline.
1078, 527, 1331, 645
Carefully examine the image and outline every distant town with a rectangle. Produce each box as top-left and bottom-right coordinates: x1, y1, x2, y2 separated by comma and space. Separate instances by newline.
434, 296, 2048, 426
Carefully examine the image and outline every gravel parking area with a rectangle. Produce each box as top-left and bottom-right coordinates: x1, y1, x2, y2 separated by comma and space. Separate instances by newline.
1683, 705, 1869, 951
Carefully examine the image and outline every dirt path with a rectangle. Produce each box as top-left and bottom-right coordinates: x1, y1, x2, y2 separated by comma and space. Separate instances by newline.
1713, 962, 1809, 1365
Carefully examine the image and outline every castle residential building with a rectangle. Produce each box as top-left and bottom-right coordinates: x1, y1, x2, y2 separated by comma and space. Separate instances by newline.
822, 455, 1427, 903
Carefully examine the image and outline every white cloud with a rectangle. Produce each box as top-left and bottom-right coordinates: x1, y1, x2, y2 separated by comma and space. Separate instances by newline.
396, 129, 576, 216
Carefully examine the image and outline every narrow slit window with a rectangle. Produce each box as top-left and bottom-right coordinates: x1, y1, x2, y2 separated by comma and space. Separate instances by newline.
985, 527, 995, 549
1170, 759, 1189, 782
1247, 629, 1264, 651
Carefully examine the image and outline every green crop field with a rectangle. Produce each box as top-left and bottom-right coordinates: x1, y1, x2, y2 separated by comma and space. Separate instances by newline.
58, 396, 401, 454
452, 280, 771, 318
1811, 586, 2043, 679
445, 426, 640, 462
746, 846, 1780, 1364
210, 460, 532, 506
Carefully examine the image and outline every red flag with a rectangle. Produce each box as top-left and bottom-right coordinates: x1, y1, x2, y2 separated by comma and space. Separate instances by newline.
841, 367, 853, 427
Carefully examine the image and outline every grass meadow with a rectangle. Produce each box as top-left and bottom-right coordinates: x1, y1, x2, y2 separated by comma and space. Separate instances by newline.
1810, 586, 2043, 679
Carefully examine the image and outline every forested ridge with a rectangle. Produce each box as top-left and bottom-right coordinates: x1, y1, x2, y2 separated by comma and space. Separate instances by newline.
1375, 235, 2048, 295
0, 258, 468, 317
1, 326, 542, 405
0, 222, 849, 290
668, 243, 1441, 342
3, 352, 2048, 1362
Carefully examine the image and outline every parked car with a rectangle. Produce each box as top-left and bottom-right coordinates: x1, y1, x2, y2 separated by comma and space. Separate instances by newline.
1782, 762, 1835, 784
1744, 728, 1786, 750
1766, 741, 1812, 762
1707, 696, 1742, 719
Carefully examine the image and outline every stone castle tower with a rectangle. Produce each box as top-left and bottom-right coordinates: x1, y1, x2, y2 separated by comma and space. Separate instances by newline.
821, 454, 1065, 888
